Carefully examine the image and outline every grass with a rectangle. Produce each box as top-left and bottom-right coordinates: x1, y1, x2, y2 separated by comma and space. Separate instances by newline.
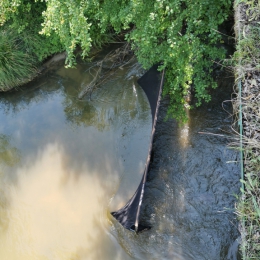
233, 0, 260, 259
0, 29, 39, 91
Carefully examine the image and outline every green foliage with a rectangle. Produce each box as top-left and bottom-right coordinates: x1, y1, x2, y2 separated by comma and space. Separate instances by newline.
0, 0, 64, 62
233, 24, 260, 72
0, 29, 38, 91
0, 0, 232, 121
40, 0, 100, 66
100, 0, 231, 121
237, 150, 260, 259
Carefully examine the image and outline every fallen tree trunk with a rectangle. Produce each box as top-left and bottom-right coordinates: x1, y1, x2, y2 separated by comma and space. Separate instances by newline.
78, 61, 103, 99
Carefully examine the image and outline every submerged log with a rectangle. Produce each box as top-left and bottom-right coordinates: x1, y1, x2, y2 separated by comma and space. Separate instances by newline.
78, 61, 103, 99
78, 43, 133, 100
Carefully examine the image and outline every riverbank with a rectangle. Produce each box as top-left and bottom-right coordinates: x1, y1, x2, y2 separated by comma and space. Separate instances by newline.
234, 1, 260, 259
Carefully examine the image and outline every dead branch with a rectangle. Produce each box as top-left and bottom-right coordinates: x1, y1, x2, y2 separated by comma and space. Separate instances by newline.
78, 43, 133, 99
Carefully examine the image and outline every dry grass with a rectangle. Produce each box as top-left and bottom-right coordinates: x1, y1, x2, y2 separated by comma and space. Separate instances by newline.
234, 0, 260, 258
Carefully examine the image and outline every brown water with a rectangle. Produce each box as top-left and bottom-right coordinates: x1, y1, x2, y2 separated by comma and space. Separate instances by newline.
0, 57, 151, 260
0, 54, 241, 260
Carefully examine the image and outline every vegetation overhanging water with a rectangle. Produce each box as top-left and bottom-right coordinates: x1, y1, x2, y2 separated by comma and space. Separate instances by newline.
1, 0, 257, 258
0, 49, 241, 259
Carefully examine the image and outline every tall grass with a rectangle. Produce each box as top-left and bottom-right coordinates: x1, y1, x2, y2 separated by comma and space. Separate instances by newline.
0, 29, 39, 91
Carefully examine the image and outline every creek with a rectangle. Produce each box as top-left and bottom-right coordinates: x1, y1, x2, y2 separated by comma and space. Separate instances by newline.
0, 48, 240, 260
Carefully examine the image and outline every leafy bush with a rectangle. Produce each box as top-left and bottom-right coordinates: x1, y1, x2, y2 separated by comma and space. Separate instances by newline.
0, 0, 64, 62
39, 0, 233, 121
100, 0, 232, 121
1, 0, 232, 120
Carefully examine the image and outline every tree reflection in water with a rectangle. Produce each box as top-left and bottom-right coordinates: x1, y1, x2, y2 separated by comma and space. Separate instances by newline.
0, 51, 151, 260
0, 134, 21, 232
0, 134, 21, 167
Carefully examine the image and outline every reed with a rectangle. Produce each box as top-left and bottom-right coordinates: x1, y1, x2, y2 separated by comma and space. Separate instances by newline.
0, 29, 38, 91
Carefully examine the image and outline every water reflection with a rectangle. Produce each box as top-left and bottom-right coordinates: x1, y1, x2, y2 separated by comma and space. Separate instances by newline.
0, 57, 151, 260
178, 109, 190, 149
0, 51, 241, 259
0, 134, 21, 234
0, 143, 125, 260
0, 134, 20, 167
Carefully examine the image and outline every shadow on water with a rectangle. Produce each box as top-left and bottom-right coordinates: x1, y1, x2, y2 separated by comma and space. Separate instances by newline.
0, 41, 242, 259
0, 59, 150, 174
112, 69, 242, 260
0, 55, 151, 260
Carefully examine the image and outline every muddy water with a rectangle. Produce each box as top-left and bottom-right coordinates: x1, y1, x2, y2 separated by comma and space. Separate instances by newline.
0, 58, 150, 260
0, 55, 240, 260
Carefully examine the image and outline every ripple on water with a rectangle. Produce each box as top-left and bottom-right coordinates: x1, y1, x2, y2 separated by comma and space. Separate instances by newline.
113, 72, 241, 260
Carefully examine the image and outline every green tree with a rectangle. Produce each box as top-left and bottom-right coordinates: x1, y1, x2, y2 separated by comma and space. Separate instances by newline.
0, 0, 63, 61
0, 0, 232, 121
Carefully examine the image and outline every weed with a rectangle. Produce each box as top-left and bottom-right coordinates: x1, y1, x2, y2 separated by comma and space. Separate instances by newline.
234, 0, 260, 259
0, 29, 38, 91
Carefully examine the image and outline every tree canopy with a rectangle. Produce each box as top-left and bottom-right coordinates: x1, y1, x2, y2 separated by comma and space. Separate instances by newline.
0, 0, 232, 121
